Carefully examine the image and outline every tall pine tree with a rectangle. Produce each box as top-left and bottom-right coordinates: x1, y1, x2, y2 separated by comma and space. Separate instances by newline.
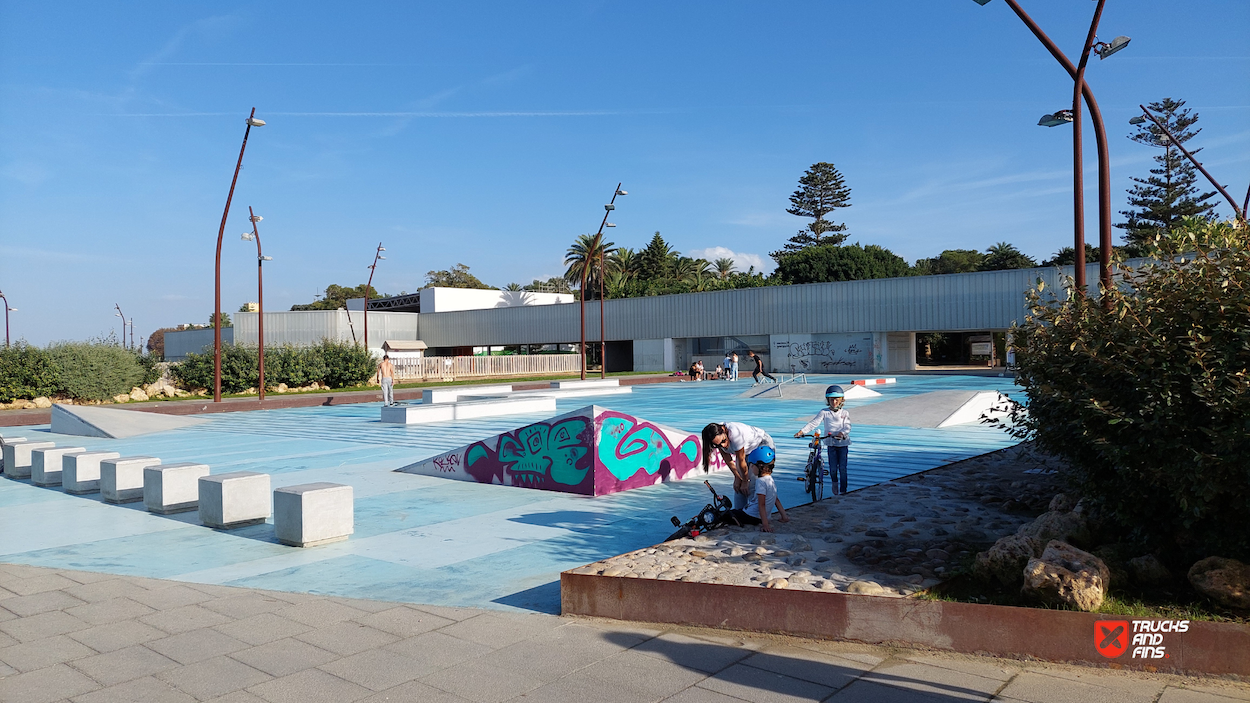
1117, 97, 1217, 251
771, 162, 852, 261
638, 232, 677, 280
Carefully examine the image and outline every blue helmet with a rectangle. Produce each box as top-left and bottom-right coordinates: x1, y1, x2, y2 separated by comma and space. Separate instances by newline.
825, 385, 845, 398
746, 446, 775, 465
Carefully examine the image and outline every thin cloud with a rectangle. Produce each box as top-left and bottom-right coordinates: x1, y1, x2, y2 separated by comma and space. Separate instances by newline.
687, 246, 773, 274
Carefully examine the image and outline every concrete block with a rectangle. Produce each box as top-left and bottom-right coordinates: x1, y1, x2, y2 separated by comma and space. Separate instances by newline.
199, 471, 271, 529
3, 441, 55, 480
549, 378, 619, 389
144, 462, 211, 514
381, 403, 454, 424
274, 482, 354, 547
422, 384, 513, 404
62, 451, 121, 494
380, 396, 556, 425
0, 435, 27, 473
31, 446, 86, 486
100, 456, 161, 503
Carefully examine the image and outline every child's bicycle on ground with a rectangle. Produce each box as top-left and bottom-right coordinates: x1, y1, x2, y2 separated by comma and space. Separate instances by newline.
795, 431, 827, 502
665, 481, 738, 541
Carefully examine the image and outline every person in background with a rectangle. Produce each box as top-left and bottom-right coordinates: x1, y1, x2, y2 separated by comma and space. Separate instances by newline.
702, 421, 775, 510
695, 359, 705, 380
688, 360, 700, 382
728, 446, 789, 532
714, 363, 725, 380
730, 351, 740, 381
795, 385, 852, 495
722, 351, 733, 381
377, 353, 395, 406
748, 350, 776, 385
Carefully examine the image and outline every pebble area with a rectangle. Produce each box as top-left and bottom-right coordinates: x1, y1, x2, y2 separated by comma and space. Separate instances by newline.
570, 443, 1065, 596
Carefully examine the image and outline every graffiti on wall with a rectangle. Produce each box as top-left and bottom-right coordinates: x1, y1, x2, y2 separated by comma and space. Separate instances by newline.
777, 336, 872, 373
397, 405, 725, 496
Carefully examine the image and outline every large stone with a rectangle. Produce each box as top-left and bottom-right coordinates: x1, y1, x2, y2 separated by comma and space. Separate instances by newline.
199, 471, 271, 529
33, 396, 53, 409
129, 388, 149, 402
1129, 554, 1172, 586
101, 456, 161, 503
1018, 510, 1090, 547
1188, 557, 1250, 610
274, 482, 354, 547
1022, 540, 1110, 612
144, 463, 211, 514
1048, 493, 1078, 512
62, 451, 121, 493
974, 534, 1044, 586
31, 446, 86, 486
3, 441, 56, 479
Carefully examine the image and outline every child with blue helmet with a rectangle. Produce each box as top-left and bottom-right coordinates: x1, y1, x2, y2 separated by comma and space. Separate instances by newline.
794, 385, 852, 495
728, 445, 790, 532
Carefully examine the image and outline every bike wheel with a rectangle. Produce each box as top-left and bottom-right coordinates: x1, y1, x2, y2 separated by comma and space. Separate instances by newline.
812, 462, 824, 501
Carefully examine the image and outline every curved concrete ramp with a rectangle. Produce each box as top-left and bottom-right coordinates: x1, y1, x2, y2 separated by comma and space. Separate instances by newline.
51, 404, 208, 439
793, 390, 1008, 428
396, 404, 727, 496
741, 383, 880, 401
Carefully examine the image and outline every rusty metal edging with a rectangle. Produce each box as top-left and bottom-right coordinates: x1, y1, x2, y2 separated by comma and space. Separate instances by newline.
560, 572, 1250, 678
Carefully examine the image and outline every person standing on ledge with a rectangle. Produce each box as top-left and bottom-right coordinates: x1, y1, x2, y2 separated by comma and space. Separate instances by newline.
377, 353, 395, 406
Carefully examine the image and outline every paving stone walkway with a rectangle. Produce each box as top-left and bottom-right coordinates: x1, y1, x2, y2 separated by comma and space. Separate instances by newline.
2, 563, 1247, 703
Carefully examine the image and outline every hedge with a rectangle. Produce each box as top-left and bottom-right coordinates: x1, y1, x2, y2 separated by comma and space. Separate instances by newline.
0, 342, 160, 403
169, 340, 374, 393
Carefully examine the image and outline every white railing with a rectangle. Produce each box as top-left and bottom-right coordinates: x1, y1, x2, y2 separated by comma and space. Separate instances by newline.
391, 354, 583, 381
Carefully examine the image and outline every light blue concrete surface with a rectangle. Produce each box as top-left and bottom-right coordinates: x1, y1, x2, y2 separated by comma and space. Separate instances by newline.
0, 374, 1021, 614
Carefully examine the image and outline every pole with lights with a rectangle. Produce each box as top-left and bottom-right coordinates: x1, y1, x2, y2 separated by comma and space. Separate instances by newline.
0, 291, 14, 348
241, 207, 272, 401
580, 184, 625, 379
364, 243, 386, 354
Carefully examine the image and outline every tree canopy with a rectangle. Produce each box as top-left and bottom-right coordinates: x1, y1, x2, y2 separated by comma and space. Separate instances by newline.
775, 243, 909, 285
772, 162, 852, 260
980, 242, 1037, 271
425, 264, 494, 289
912, 249, 985, 276
290, 284, 384, 311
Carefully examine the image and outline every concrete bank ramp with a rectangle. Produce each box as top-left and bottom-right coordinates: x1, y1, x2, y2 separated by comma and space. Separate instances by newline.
741, 383, 881, 401
51, 404, 209, 439
790, 390, 1007, 428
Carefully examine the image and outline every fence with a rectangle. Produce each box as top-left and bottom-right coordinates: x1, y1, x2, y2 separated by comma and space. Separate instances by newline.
392, 354, 582, 381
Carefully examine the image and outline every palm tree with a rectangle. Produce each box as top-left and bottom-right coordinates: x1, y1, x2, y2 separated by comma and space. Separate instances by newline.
688, 267, 716, 292
604, 269, 632, 299
564, 233, 616, 299
502, 282, 524, 291
714, 257, 736, 280
609, 247, 640, 280
981, 242, 1038, 271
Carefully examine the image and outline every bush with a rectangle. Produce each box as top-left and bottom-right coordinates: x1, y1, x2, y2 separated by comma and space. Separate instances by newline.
170, 344, 257, 393
775, 243, 911, 284
265, 345, 328, 388
46, 342, 146, 401
1004, 218, 1250, 564
0, 343, 60, 402
317, 340, 375, 388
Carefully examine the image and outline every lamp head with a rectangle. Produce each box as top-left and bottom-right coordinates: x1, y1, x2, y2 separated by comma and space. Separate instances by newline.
241, 232, 255, 241
378, 256, 386, 260
378, 246, 386, 252
604, 204, 615, 211
1038, 110, 1074, 127
1129, 115, 1147, 125
1095, 35, 1131, 59
971, 0, 993, 5
261, 255, 273, 261
250, 214, 262, 223
605, 223, 616, 227
246, 117, 266, 127
616, 189, 628, 196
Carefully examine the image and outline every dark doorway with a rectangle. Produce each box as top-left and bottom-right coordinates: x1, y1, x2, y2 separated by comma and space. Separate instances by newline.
605, 340, 633, 373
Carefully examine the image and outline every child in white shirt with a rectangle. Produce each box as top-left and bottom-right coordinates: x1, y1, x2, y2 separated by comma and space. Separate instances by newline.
795, 385, 851, 495
730, 446, 789, 532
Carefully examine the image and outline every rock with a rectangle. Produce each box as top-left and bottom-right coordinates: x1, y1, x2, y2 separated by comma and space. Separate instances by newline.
1091, 544, 1133, 588
1188, 557, 1250, 610
602, 566, 629, 577
765, 578, 788, 589
1129, 555, 1171, 586
1021, 541, 1110, 612
975, 535, 1045, 586
113, 394, 131, 404
751, 535, 776, 546
129, 389, 149, 402
174, 389, 190, 397
689, 550, 709, 558
925, 549, 950, 561
742, 553, 762, 562
1049, 493, 1078, 512
32, 396, 53, 409
1018, 510, 1090, 547
276, 383, 289, 393
846, 580, 886, 595
865, 529, 888, 538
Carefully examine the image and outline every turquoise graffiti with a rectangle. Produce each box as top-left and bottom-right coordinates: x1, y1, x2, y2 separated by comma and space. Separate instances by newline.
464, 417, 593, 492
595, 410, 702, 493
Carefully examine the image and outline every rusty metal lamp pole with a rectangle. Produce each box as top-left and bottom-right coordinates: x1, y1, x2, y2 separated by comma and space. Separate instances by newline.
114, 304, 129, 349
364, 243, 385, 353
974, 0, 1127, 296
214, 108, 265, 402
598, 184, 626, 379
1132, 107, 1247, 223
241, 208, 272, 401
1, 291, 14, 348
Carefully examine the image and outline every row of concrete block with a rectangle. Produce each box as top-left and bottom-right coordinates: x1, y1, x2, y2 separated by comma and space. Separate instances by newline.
1, 436, 353, 548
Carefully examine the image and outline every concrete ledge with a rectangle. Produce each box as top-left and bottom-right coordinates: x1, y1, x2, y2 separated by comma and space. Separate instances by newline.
274, 482, 354, 547
3, 441, 56, 480
144, 463, 211, 514
380, 396, 556, 424
199, 471, 271, 529
503, 386, 632, 400
31, 446, 86, 486
560, 572, 1250, 678
101, 456, 161, 503
550, 379, 620, 389
0, 435, 27, 473
62, 451, 121, 494
422, 384, 514, 404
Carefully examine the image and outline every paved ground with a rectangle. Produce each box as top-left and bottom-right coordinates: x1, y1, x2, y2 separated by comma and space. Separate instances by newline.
2, 563, 1247, 703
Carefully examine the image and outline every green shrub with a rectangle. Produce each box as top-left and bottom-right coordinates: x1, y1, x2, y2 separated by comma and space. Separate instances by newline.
46, 342, 145, 401
0, 343, 60, 402
134, 351, 162, 386
170, 344, 257, 394
265, 345, 328, 388
318, 340, 375, 388
1004, 218, 1250, 563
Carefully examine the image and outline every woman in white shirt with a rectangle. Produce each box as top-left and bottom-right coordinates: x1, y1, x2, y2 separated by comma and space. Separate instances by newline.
702, 421, 775, 509
795, 385, 851, 495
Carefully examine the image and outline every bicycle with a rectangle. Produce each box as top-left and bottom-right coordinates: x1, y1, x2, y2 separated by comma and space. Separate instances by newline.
665, 480, 739, 541
795, 431, 827, 502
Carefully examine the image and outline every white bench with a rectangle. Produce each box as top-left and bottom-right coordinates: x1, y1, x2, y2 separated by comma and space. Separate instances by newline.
274, 483, 354, 547
101, 456, 160, 503
0, 435, 27, 473
62, 451, 121, 494
3, 441, 55, 479
380, 396, 556, 425
145, 463, 211, 514
422, 384, 513, 404
31, 446, 86, 487
199, 472, 271, 529
549, 378, 619, 389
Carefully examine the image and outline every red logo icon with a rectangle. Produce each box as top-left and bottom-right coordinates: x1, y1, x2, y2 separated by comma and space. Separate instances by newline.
1095, 620, 1129, 658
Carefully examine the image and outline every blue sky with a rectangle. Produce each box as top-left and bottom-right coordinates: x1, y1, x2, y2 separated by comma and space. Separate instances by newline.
2, 1, 1247, 346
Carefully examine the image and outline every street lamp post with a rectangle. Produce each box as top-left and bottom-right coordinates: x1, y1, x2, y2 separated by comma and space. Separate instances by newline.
974, 0, 1128, 296
0, 291, 13, 348
364, 243, 385, 354
214, 108, 265, 403
579, 184, 625, 380
241, 207, 272, 401
114, 304, 131, 349
1132, 107, 1247, 223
